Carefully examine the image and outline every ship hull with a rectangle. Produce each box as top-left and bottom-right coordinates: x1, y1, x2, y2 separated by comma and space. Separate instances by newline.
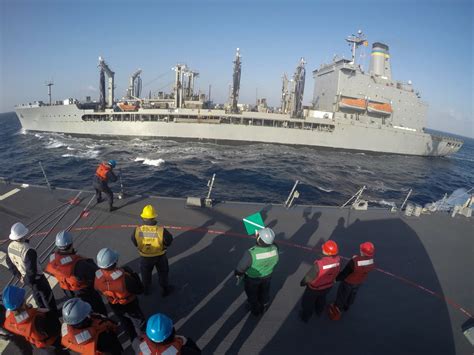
15, 105, 462, 156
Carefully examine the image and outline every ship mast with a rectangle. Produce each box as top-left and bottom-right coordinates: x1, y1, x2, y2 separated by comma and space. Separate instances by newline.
98, 57, 115, 109
127, 69, 142, 99
345, 30, 367, 65
229, 48, 242, 113
291, 58, 306, 118
45, 81, 54, 105
173, 64, 187, 108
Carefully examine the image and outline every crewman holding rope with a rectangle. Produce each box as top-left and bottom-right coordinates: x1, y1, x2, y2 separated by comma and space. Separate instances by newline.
45, 231, 107, 315
131, 205, 174, 296
94, 248, 145, 341
328, 242, 376, 320
138, 313, 201, 354
299, 240, 340, 322
235, 228, 280, 316
6, 222, 58, 313
93, 159, 118, 212
2, 285, 62, 352
61, 298, 123, 354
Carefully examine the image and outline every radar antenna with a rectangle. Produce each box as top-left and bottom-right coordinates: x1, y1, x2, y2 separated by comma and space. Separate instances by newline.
345, 30, 368, 65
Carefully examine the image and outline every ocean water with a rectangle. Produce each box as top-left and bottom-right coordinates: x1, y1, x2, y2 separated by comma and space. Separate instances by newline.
0, 112, 472, 207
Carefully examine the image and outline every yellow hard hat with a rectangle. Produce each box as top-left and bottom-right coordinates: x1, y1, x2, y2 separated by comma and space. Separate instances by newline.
140, 205, 157, 219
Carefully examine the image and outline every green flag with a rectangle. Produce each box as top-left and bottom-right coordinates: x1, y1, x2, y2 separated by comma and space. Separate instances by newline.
242, 212, 265, 235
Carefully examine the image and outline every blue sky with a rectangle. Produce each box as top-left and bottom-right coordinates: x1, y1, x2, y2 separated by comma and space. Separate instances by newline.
1, 0, 472, 137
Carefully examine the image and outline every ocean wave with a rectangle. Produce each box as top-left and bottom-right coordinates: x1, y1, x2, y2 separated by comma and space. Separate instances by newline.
66, 146, 75, 151
62, 150, 100, 159
315, 185, 333, 193
356, 165, 375, 175
134, 157, 165, 167
45, 140, 65, 149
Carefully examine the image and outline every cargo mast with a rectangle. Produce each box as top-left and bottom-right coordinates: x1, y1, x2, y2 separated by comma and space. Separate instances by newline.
98, 57, 115, 108
229, 48, 242, 113
291, 58, 306, 118
173, 64, 186, 108
127, 69, 142, 99
45, 81, 54, 105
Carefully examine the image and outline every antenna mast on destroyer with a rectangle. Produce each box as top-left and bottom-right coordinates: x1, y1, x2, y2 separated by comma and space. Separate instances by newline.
98, 57, 115, 109
229, 48, 242, 113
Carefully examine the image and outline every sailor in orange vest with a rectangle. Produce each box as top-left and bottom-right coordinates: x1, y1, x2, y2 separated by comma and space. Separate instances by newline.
61, 297, 123, 354
299, 240, 341, 322
131, 205, 174, 296
94, 248, 145, 341
2, 285, 61, 352
93, 159, 118, 212
328, 242, 376, 320
45, 231, 107, 316
138, 313, 201, 354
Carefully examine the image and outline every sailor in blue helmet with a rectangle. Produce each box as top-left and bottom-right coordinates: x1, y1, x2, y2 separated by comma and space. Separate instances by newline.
1, 285, 62, 352
93, 159, 118, 212
137, 313, 201, 354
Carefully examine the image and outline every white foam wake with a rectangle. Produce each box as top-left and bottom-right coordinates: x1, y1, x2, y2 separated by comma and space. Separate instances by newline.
134, 157, 165, 167
315, 185, 333, 193
46, 140, 65, 149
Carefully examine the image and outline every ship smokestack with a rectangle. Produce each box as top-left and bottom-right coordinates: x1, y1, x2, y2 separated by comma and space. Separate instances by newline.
370, 42, 391, 80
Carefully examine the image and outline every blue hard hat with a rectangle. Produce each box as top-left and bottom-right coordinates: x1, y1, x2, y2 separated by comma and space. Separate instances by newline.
146, 313, 174, 343
2, 286, 26, 311
107, 160, 117, 168
62, 298, 92, 325
55, 230, 73, 249
96, 248, 119, 269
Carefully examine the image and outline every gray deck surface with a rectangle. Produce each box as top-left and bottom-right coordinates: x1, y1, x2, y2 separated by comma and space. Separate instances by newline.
0, 181, 472, 354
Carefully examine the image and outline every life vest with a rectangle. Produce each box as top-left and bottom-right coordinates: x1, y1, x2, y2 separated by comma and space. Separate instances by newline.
246, 245, 279, 278
45, 252, 89, 291
95, 163, 111, 182
134, 225, 166, 257
138, 334, 185, 355
3, 306, 57, 348
344, 255, 375, 285
94, 268, 135, 305
61, 315, 117, 355
308, 255, 341, 290
7, 241, 43, 278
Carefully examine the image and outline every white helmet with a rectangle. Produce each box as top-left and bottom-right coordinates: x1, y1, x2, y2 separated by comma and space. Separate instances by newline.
9, 222, 29, 241
257, 228, 275, 244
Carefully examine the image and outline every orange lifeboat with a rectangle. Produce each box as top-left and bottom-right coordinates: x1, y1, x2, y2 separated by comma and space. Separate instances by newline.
118, 102, 139, 112
339, 97, 367, 111
367, 101, 392, 115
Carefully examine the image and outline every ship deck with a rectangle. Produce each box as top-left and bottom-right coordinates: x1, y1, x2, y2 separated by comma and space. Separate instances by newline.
0, 181, 472, 354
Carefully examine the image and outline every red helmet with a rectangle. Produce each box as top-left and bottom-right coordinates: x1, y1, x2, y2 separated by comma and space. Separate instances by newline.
360, 242, 375, 256
322, 240, 338, 256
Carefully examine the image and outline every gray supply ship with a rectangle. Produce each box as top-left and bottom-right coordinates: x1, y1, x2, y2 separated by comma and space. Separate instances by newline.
15, 31, 463, 156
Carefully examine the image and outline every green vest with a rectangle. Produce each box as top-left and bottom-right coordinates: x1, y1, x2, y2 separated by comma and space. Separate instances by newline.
246, 245, 279, 278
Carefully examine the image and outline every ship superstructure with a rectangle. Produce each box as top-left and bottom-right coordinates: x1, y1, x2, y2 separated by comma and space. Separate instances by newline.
15, 31, 463, 156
